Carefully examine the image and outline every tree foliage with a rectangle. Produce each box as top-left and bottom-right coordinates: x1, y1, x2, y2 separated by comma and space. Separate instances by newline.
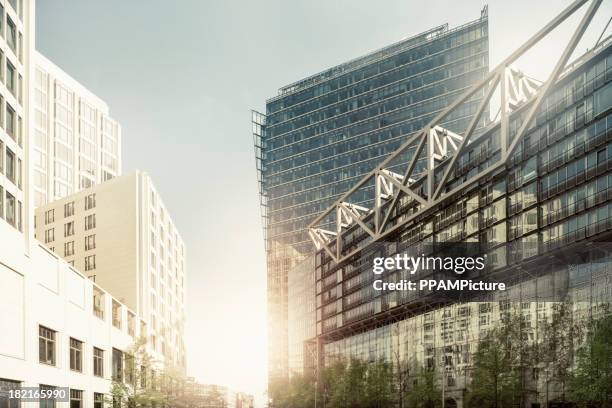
465, 314, 526, 408
270, 358, 394, 408
404, 370, 441, 408
107, 337, 169, 407
567, 314, 612, 408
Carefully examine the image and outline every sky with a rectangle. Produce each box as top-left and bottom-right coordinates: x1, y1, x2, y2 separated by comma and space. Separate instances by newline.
35, 0, 610, 405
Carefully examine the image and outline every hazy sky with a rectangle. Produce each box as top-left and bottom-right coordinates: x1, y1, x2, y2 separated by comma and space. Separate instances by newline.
36, 0, 610, 404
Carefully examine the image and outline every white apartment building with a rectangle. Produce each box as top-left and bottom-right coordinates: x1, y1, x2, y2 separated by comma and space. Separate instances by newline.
35, 171, 187, 370
0, 1, 183, 406
1, 220, 143, 408
0, 0, 32, 244
33, 51, 121, 208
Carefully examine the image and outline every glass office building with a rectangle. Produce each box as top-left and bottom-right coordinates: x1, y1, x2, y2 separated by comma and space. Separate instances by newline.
313, 36, 612, 407
254, 10, 490, 379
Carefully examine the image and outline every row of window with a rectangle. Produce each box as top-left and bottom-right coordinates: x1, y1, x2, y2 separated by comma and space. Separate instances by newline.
43, 194, 96, 225
0, 3, 22, 59
39, 324, 120, 379
8, 386, 105, 408
43, 214, 96, 243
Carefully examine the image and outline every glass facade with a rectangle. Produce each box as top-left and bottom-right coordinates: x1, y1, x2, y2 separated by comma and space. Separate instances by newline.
314, 39, 612, 406
287, 255, 316, 375
255, 12, 490, 379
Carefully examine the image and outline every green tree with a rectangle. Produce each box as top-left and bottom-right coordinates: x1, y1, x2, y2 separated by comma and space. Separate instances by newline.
465, 314, 530, 408
269, 372, 316, 408
325, 358, 367, 408
107, 337, 168, 407
567, 314, 612, 408
536, 302, 585, 404
363, 360, 394, 408
405, 370, 441, 408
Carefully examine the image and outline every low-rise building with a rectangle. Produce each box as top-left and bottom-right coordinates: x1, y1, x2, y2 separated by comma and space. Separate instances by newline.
0, 220, 142, 407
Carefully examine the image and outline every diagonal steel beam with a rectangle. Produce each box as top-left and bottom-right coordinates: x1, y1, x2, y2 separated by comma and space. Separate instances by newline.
308, 0, 603, 261
379, 132, 427, 233
433, 71, 501, 200
339, 203, 376, 238
381, 170, 428, 206
506, 0, 602, 159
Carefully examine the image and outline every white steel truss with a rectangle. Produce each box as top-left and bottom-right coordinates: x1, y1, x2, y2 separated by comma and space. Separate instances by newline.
308, 0, 604, 264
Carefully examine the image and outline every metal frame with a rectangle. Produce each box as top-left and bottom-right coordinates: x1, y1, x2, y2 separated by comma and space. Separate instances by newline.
308, 0, 603, 263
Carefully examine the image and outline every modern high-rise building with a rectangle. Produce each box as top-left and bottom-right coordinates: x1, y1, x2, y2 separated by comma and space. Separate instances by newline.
33, 51, 121, 208
34, 171, 187, 370
308, 4, 611, 405
253, 9, 490, 380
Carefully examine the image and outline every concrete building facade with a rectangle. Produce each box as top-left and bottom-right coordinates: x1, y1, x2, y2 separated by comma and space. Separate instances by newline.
32, 51, 121, 208
1, 220, 143, 407
34, 171, 187, 370
0, 0, 33, 246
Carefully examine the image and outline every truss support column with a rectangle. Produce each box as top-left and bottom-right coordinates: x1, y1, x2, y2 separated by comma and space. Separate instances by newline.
375, 171, 382, 234
426, 127, 434, 203
501, 65, 509, 157
335, 205, 342, 259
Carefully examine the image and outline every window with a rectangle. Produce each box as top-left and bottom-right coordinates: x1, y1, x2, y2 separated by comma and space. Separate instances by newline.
93, 286, 105, 319
85, 214, 96, 230
64, 241, 74, 257
45, 209, 54, 224
17, 199, 21, 231
94, 393, 104, 408
39, 385, 57, 408
112, 348, 123, 381
93, 347, 104, 377
125, 353, 135, 384
85, 255, 96, 271
70, 389, 82, 408
127, 312, 135, 337
69, 338, 83, 372
5, 147, 15, 182
64, 221, 74, 237
64, 201, 74, 217
0, 379, 20, 408
44, 228, 54, 244
39, 326, 56, 365
112, 300, 122, 329
6, 60, 14, 94
16, 157, 21, 189
6, 16, 15, 52
85, 193, 96, 210
6, 103, 15, 138
4, 193, 14, 226
85, 234, 96, 251
0, 5, 4, 40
